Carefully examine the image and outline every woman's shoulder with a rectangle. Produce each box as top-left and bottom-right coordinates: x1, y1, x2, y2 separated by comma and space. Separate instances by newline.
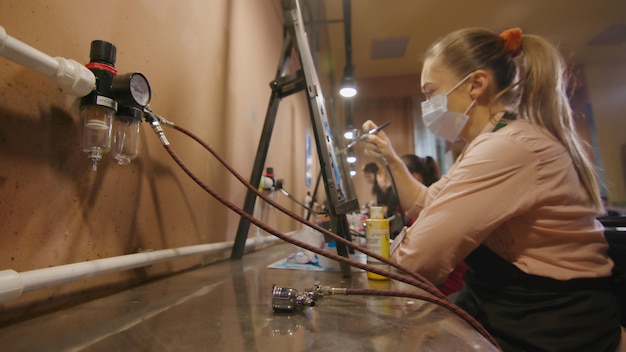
470, 119, 564, 160
467, 122, 537, 164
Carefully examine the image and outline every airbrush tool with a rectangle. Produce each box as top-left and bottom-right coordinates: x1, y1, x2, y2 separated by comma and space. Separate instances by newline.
342, 121, 391, 152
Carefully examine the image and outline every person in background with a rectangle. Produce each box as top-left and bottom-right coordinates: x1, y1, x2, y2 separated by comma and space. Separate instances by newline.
400, 154, 466, 297
362, 162, 399, 218
303, 191, 313, 218
602, 195, 622, 217
362, 27, 622, 351
400, 154, 441, 186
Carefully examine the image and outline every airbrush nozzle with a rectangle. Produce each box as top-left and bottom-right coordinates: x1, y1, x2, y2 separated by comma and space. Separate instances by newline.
341, 121, 391, 152
363, 121, 391, 137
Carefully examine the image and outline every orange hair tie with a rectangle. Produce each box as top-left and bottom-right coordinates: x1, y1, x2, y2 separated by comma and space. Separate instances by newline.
499, 27, 523, 57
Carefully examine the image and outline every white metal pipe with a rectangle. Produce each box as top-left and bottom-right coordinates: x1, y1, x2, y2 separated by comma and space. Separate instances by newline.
0, 235, 281, 303
0, 25, 95, 96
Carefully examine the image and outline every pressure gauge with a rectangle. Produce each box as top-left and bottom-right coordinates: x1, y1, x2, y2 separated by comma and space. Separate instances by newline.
111, 72, 152, 107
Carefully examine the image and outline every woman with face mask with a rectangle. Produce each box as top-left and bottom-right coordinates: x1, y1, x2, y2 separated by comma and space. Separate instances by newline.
362, 28, 623, 351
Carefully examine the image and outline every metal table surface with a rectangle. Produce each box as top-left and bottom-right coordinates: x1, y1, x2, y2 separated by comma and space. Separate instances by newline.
0, 242, 498, 351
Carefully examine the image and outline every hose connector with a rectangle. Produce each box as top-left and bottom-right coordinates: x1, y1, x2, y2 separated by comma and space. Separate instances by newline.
156, 114, 175, 126
324, 286, 347, 295
150, 118, 169, 146
144, 107, 170, 146
304, 282, 347, 297
143, 105, 174, 126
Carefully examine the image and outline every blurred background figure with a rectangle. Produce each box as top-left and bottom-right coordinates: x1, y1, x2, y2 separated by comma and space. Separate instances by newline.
303, 191, 313, 218
362, 162, 399, 218
601, 195, 622, 216
400, 154, 441, 186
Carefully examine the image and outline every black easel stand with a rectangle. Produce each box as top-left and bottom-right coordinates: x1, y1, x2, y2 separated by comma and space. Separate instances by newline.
305, 171, 322, 221
230, 0, 358, 277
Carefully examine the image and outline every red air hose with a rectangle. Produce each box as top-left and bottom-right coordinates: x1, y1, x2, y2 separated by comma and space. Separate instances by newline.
148, 118, 500, 350
167, 123, 441, 293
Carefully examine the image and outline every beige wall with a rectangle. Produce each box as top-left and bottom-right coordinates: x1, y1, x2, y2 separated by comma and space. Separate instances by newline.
0, 0, 318, 317
584, 63, 626, 205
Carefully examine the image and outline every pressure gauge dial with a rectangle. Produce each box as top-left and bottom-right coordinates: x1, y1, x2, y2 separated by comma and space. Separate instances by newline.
111, 72, 152, 107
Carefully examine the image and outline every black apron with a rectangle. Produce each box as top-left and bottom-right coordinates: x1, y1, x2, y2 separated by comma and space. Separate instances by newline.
455, 245, 622, 352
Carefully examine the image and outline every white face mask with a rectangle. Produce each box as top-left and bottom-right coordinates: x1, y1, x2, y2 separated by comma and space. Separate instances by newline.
421, 73, 476, 142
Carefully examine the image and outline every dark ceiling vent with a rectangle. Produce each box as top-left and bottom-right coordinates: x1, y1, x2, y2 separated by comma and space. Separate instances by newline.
588, 23, 626, 46
371, 37, 409, 59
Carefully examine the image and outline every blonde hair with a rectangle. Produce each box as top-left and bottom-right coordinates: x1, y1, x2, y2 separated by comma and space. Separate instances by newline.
425, 28, 603, 211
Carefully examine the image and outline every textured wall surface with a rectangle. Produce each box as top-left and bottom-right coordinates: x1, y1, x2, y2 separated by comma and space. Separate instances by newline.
0, 0, 320, 321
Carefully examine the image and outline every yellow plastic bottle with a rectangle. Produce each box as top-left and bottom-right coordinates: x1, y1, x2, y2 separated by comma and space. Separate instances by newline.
365, 206, 390, 280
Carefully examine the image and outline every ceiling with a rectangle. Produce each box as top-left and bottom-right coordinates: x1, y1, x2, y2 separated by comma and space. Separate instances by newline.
320, 0, 626, 81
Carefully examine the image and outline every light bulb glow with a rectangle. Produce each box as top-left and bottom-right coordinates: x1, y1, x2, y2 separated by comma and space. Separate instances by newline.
339, 87, 357, 97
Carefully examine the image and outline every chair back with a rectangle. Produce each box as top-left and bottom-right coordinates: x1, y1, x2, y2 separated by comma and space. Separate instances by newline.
599, 216, 626, 327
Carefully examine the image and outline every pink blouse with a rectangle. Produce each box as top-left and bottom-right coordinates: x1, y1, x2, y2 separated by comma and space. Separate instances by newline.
392, 119, 614, 285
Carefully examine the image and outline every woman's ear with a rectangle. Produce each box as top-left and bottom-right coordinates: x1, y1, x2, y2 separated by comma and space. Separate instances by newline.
468, 69, 490, 102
